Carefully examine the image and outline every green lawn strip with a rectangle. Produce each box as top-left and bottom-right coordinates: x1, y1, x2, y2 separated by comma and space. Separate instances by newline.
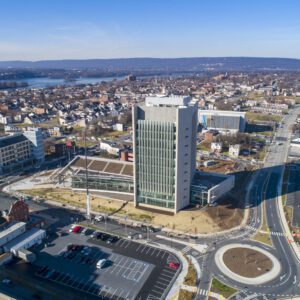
210, 277, 237, 299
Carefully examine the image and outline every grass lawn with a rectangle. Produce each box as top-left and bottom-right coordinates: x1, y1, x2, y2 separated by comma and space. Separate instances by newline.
184, 257, 198, 286
178, 289, 195, 300
18, 187, 242, 234
251, 196, 273, 247
210, 277, 237, 299
75, 140, 98, 147
101, 131, 128, 138
197, 142, 211, 152
252, 231, 272, 246
258, 131, 273, 137
246, 112, 282, 123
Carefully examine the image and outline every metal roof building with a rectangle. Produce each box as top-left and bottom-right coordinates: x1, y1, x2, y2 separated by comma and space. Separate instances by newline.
198, 110, 246, 133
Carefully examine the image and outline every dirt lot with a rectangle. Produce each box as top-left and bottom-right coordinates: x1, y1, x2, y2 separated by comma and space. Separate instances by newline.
198, 160, 236, 173
223, 247, 272, 277
19, 188, 243, 234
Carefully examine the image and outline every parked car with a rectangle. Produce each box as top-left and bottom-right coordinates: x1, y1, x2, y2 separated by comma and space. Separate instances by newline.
72, 225, 82, 233
96, 259, 106, 269
2, 278, 12, 286
81, 228, 88, 235
69, 224, 77, 232
168, 262, 180, 270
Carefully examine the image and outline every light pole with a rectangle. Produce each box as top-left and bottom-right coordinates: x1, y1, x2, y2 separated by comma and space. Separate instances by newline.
84, 116, 91, 220
104, 213, 107, 232
124, 214, 128, 236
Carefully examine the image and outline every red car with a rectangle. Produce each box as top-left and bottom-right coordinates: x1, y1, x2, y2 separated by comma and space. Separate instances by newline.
72, 226, 81, 233
168, 262, 180, 270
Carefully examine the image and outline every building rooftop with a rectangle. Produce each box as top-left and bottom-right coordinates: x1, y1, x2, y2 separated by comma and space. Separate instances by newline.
191, 171, 229, 190
68, 156, 133, 177
198, 109, 246, 117
145, 96, 191, 107
4, 227, 45, 251
0, 222, 26, 240
0, 134, 28, 149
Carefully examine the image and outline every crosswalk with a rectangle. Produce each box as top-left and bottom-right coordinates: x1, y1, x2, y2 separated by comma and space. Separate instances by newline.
246, 225, 287, 237
198, 289, 209, 296
181, 246, 191, 254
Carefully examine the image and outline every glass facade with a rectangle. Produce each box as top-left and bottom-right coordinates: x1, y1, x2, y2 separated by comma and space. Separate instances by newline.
72, 175, 134, 193
190, 185, 208, 206
136, 120, 176, 209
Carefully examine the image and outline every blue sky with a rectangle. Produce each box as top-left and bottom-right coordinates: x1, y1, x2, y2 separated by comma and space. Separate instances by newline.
0, 0, 300, 60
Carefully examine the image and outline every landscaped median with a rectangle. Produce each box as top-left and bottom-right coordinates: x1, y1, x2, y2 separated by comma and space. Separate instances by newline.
209, 277, 237, 299
178, 256, 198, 300
251, 203, 273, 247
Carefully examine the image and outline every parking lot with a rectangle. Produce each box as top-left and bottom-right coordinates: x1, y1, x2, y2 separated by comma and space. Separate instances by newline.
32, 224, 180, 300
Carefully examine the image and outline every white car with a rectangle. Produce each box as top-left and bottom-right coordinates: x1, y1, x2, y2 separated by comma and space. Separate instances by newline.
94, 215, 103, 222
2, 278, 12, 285
96, 259, 106, 269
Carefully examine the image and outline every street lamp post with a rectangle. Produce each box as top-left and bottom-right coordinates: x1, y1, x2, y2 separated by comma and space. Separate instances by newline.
84, 116, 91, 220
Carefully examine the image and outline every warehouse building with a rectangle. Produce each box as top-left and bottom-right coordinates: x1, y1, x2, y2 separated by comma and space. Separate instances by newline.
3, 227, 46, 255
198, 110, 246, 133
0, 222, 26, 247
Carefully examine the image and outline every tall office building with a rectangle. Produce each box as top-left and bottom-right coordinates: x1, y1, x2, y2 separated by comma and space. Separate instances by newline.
23, 127, 45, 165
133, 96, 198, 214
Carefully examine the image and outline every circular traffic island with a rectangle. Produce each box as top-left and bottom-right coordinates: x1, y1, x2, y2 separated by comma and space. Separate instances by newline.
223, 247, 272, 277
215, 244, 281, 285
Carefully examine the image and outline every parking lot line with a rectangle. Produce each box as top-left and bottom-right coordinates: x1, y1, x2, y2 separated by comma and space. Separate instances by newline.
110, 254, 116, 260
119, 240, 127, 247
136, 243, 143, 251
158, 276, 171, 283
153, 285, 165, 291
103, 287, 112, 298
150, 289, 163, 296
140, 245, 147, 253
159, 273, 173, 280
76, 278, 86, 288
146, 246, 152, 254
87, 283, 97, 293
111, 288, 118, 298
116, 257, 129, 275
163, 268, 176, 275
57, 272, 67, 282
116, 289, 124, 299
155, 282, 168, 289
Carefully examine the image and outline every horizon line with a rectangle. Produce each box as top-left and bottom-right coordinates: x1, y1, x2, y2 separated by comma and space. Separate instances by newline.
1, 55, 300, 62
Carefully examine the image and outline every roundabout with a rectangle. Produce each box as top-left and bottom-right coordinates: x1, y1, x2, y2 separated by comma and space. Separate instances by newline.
215, 243, 281, 285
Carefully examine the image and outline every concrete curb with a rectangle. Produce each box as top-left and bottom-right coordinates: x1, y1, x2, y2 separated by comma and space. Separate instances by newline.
214, 243, 281, 285
278, 167, 300, 262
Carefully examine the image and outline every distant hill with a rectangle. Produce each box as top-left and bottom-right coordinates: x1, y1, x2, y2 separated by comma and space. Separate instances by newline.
1, 57, 300, 71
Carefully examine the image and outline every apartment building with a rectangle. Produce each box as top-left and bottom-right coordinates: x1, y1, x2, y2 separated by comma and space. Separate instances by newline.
0, 134, 32, 174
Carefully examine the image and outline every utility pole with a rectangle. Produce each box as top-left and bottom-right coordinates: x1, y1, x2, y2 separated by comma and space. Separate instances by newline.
84, 116, 91, 220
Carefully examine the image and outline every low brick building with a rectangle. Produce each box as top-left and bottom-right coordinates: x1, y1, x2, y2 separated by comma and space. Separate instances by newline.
2, 200, 29, 223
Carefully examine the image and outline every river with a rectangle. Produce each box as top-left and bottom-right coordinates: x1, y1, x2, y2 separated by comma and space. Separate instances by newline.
0, 76, 124, 90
